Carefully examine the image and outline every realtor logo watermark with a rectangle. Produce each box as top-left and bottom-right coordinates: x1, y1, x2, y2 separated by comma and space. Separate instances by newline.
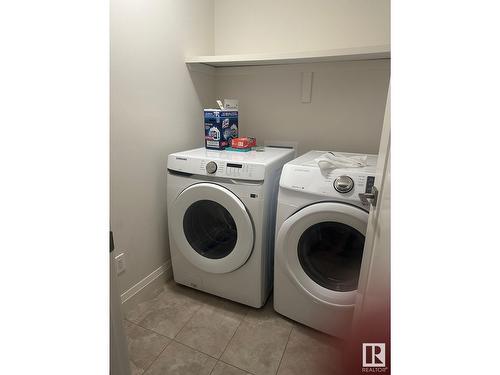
362, 343, 387, 372
363, 343, 385, 367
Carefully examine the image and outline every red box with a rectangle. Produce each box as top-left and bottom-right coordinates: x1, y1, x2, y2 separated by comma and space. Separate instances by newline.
231, 137, 256, 149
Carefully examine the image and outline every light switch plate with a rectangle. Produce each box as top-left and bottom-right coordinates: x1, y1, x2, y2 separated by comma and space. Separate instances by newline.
301, 72, 313, 103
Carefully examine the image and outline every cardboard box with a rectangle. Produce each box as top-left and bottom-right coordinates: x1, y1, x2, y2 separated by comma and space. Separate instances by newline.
204, 109, 238, 150
231, 137, 256, 149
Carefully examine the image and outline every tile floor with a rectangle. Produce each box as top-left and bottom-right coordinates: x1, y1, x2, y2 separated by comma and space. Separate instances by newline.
124, 281, 344, 375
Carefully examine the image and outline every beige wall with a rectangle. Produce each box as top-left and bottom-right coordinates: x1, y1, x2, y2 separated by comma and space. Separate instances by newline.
214, 0, 390, 54
215, 60, 390, 155
111, 0, 215, 294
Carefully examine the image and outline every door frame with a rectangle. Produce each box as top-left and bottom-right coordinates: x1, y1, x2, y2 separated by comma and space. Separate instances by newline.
354, 85, 391, 321
110, 243, 131, 375
348, 85, 391, 373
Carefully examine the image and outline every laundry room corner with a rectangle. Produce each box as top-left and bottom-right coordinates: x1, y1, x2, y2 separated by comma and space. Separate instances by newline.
110, 0, 216, 306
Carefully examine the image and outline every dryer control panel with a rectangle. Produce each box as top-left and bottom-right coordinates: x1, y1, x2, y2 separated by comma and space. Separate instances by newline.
278, 150, 378, 204
280, 166, 376, 203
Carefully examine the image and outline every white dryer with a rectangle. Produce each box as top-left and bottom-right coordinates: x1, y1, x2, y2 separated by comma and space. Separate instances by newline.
167, 147, 294, 308
274, 150, 377, 338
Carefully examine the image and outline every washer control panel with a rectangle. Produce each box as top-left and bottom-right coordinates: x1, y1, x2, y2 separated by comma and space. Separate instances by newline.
198, 160, 265, 180
167, 152, 269, 181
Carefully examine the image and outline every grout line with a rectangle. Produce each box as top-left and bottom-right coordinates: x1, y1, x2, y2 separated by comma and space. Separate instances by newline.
214, 360, 256, 375
172, 302, 205, 340
174, 340, 219, 360
124, 319, 174, 340
218, 308, 249, 359
171, 338, 218, 358
170, 341, 220, 373
138, 334, 174, 375
215, 309, 262, 375
219, 358, 256, 375
207, 358, 218, 375
274, 326, 294, 375
125, 287, 206, 341
172, 335, 254, 375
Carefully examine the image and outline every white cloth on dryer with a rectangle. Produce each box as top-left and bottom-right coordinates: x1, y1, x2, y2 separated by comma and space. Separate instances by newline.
314, 152, 368, 170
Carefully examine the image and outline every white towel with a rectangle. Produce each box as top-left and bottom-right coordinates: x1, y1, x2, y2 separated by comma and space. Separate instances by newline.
314, 152, 368, 170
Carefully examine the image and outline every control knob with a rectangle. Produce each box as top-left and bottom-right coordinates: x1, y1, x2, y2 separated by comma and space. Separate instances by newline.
334, 175, 354, 193
205, 161, 217, 174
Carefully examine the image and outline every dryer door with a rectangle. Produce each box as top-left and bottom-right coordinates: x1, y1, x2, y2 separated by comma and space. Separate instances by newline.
275, 202, 368, 305
170, 182, 254, 274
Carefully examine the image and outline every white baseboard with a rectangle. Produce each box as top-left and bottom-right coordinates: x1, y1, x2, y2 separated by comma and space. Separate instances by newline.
120, 260, 172, 304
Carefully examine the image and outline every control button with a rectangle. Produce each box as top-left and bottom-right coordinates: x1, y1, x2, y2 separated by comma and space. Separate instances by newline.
334, 175, 354, 193
206, 161, 217, 174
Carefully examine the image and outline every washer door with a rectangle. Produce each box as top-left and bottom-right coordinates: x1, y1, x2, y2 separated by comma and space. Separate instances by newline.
276, 202, 368, 306
171, 183, 254, 274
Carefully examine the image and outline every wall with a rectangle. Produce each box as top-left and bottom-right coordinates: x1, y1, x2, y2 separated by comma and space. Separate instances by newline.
214, 0, 390, 54
215, 60, 390, 155
111, 0, 215, 294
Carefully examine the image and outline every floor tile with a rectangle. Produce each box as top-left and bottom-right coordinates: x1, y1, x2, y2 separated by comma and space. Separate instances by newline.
276, 325, 344, 375
124, 320, 171, 375
126, 292, 162, 323
126, 282, 205, 338
176, 298, 248, 358
221, 298, 293, 375
144, 341, 217, 375
211, 361, 251, 375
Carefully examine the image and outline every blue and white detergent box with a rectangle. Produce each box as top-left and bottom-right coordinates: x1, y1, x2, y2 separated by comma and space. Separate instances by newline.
204, 109, 238, 150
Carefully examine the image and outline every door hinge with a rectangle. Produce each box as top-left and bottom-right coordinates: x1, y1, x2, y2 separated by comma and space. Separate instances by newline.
359, 186, 379, 208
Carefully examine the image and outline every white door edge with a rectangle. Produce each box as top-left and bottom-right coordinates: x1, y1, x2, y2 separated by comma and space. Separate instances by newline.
352, 84, 391, 336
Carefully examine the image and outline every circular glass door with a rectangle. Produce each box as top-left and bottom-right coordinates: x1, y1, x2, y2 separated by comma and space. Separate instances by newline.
183, 200, 237, 259
297, 222, 365, 292
275, 202, 368, 305
170, 183, 254, 274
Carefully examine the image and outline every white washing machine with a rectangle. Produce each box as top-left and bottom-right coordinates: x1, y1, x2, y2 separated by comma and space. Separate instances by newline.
167, 147, 294, 308
274, 150, 377, 338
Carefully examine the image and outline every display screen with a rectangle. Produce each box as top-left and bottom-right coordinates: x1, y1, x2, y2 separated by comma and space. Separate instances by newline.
227, 163, 243, 168
366, 176, 375, 193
